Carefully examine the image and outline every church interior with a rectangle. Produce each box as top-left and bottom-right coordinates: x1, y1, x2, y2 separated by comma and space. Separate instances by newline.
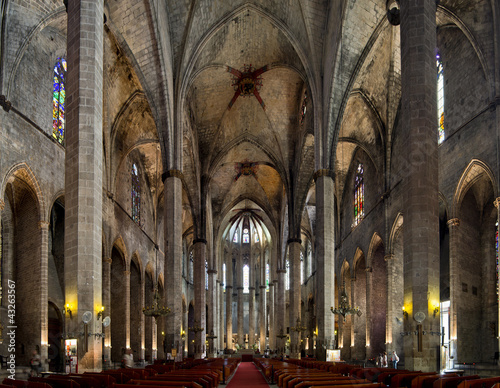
0, 0, 500, 376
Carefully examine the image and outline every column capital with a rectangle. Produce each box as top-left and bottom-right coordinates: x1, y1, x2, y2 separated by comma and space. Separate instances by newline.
277, 269, 287, 274
207, 269, 217, 274
447, 218, 460, 228
124, 270, 131, 276
38, 220, 50, 229
365, 267, 373, 272
287, 238, 302, 245
384, 254, 394, 261
162, 169, 183, 182
249, 286, 256, 290
0, 198, 4, 211
237, 286, 244, 290
193, 238, 207, 245
494, 198, 500, 209
313, 169, 335, 182
103, 257, 112, 264
259, 285, 267, 289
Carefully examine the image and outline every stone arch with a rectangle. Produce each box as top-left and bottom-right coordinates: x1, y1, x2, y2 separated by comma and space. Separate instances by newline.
388, 213, 403, 258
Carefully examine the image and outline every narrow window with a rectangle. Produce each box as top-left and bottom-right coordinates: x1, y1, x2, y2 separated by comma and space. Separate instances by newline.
131, 164, 141, 225
307, 241, 312, 277
205, 260, 208, 290
223, 263, 226, 292
353, 163, 364, 226
285, 259, 290, 291
437, 53, 445, 144
243, 264, 249, 293
266, 263, 270, 292
254, 231, 259, 243
243, 228, 250, 244
300, 251, 304, 284
53, 58, 67, 144
233, 230, 238, 243
189, 251, 194, 283
299, 90, 307, 125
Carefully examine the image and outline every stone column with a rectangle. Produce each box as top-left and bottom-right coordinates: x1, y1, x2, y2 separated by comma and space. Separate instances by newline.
496, 199, 500, 358
219, 282, 225, 352
400, 1, 439, 371
140, 278, 145, 361
365, 266, 373, 357
350, 277, 356, 350
226, 254, 233, 350
207, 269, 218, 356
164, 170, 183, 360
269, 282, 276, 351
447, 218, 460, 362
314, 170, 335, 359
193, 239, 207, 358
102, 258, 112, 363
39, 220, 50, 370
249, 287, 256, 348
65, 0, 103, 371
237, 287, 244, 347
124, 270, 131, 349
276, 269, 287, 353
259, 285, 267, 351
288, 239, 302, 358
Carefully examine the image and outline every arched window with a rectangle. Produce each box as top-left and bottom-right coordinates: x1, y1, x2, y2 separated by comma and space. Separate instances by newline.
266, 263, 270, 292
205, 260, 209, 290
243, 264, 249, 293
189, 251, 194, 283
254, 231, 259, 243
307, 241, 312, 277
437, 52, 445, 144
52, 58, 67, 144
353, 163, 364, 226
300, 251, 304, 284
285, 259, 290, 291
299, 90, 307, 125
131, 163, 141, 225
233, 230, 238, 243
243, 228, 250, 244
223, 263, 226, 292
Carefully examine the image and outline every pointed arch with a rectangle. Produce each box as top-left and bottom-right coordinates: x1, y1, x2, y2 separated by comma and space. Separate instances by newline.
130, 250, 143, 282
367, 233, 384, 268
353, 247, 365, 274
388, 213, 404, 258
111, 235, 128, 267
451, 159, 497, 218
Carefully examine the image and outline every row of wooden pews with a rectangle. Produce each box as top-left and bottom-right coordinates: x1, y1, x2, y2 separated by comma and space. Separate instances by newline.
0, 358, 241, 388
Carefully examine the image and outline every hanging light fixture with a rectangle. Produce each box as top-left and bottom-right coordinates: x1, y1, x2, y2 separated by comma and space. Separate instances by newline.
143, 145, 171, 322
331, 289, 361, 321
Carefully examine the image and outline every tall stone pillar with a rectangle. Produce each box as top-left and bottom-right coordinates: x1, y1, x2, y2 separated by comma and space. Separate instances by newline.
365, 266, 373, 357
400, 1, 440, 371
64, 0, 103, 371
237, 287, 244, 347
164, 170, 183, 360
496, 199, 500, 357
140, 278, 145, 361
269, 282, 276, 351
226, 254, 233, 350
259, 285, 267, 351
39, 220, 50, 369
193, 239, 207, 359
276, 269, 286, 353
124, 270, 131, 349
207, 269, 218, 356
447, 218, 460, 362
314, 170, 335, 359
249, 287, 256, 348
288, 239, 302, 358
219, 282, 225, 352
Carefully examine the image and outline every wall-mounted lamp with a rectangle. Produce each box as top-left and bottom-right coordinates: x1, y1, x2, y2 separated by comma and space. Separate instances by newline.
65, 304, 73, 319
97, 306, 105, 320
433, 306, 439, 318
181, 330, 186, 340
402, 306, 408, 319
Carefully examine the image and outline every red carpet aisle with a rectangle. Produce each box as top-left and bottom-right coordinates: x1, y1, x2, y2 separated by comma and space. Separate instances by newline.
226, 361, 270, 388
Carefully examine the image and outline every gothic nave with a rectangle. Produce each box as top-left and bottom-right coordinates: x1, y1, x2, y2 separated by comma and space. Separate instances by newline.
0, 0, 499, 375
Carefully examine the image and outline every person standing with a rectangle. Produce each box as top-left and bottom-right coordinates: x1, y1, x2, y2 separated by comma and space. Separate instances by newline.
391, 351, 399, 369
383, 351, 388, 367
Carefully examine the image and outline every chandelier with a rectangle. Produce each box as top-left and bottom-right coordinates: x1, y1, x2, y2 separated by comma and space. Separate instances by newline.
291, 317, 306, 333
276, 327, 288, 340
143, 284, 171, 322
189, 320, 204, 333
331, 289, 361, 321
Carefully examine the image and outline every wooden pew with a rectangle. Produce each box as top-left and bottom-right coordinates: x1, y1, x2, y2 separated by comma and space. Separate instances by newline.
456, 377, 500, 388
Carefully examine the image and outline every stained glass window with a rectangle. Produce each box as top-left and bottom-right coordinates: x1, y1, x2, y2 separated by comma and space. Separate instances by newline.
300, 251, 304, 284
299, 90, 307, 125
285, 259, 290, 291
53, 58, 67, 144
189, 251, 194, 283
243, 228, 250, 244
243, 264, 249, 293
233, 230, 238, 243
353, 163, 364, 226
266, 263, 270, 292
223, 263, 226, 292
307, 241, 312, 277
131, 163, 141, 225
205, 260, 209, 290
437, 53, 445, 144
254, 231, 259, 243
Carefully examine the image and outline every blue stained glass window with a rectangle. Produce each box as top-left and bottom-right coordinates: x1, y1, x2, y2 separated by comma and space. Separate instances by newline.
243, 264, 249, 293
206, 260, 209, 290
223, 263, 226, 292
243, 228, 250, 244
53, 58, 67, 144
254, 231, 259, 243
233, 231, 238, 243
353, 163, 364, 226
285, 259, 290, 291
266, 263, 270, 292
131, 164, 141, 225
437, 53, 445, 144
300, 251, 304, 284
